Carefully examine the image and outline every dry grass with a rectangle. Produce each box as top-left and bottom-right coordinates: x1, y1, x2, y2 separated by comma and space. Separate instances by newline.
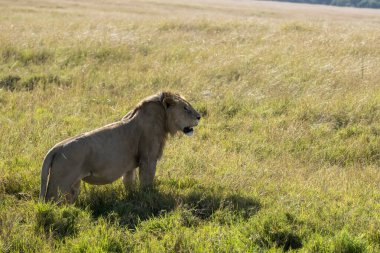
0, 0, 380, 252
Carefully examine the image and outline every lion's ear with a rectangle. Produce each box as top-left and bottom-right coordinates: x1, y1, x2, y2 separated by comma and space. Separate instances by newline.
163, 97, 177, 109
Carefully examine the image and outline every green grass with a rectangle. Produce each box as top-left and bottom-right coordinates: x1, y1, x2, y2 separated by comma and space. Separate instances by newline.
1, 0, 380, 252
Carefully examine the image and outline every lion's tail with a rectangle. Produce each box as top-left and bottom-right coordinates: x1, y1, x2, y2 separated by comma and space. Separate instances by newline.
39, 147, 58, 201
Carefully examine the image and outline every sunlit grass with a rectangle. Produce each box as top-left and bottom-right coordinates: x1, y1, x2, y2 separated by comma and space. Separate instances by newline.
1, 0, 380, 252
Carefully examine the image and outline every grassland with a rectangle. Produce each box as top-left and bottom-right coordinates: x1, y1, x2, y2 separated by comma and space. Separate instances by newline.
0, 0, 380, 252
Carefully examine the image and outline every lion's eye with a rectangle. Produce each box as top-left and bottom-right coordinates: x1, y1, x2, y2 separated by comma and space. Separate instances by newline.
184, 106, 191, 113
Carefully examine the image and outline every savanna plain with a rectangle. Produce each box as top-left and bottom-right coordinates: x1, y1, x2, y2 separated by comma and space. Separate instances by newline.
0, 0, 380, 252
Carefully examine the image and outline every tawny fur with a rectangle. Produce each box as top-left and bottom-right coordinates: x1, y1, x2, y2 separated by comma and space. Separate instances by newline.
39, 92, 200, 203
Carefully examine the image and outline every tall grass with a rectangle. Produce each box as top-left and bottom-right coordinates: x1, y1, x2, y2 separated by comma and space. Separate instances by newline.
0, 0, 380, 252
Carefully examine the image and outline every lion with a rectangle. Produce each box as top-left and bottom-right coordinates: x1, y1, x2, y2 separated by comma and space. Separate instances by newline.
39, 92, 201, 203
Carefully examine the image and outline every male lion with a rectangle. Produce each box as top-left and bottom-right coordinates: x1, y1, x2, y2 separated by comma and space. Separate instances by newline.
39, 92, 201, 203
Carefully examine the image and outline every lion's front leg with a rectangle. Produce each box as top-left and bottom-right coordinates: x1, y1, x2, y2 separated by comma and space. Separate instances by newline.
123, 169, 137, 191
139, 159, 157, 189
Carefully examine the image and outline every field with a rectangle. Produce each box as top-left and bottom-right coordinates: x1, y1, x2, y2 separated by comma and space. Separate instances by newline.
1, 0, 380, 252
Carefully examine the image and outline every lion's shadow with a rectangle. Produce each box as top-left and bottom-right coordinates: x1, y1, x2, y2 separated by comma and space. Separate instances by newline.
76, 182, 261, 229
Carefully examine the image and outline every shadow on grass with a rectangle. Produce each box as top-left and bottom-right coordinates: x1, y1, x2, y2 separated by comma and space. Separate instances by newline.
76, 182, 261, 229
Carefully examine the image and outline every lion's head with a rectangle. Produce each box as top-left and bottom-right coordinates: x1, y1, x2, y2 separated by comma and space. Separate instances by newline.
162, 93, 201, 136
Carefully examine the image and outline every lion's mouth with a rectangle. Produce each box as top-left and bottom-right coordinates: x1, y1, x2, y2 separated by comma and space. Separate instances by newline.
183, 127, 194, 136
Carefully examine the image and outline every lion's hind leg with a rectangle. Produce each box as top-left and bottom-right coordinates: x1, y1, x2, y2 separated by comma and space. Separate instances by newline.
45, 165, 83, 204
67, 181, 81, 204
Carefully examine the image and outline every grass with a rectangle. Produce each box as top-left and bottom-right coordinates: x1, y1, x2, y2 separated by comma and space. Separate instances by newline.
1, 0, 380, 252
